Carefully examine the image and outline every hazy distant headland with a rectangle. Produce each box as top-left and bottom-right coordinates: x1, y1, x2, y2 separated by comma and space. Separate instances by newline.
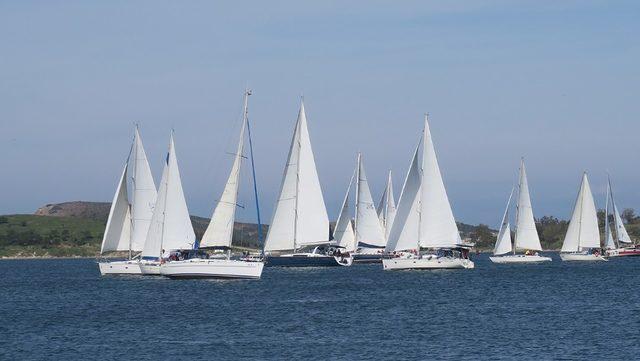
1, 201, 638, 258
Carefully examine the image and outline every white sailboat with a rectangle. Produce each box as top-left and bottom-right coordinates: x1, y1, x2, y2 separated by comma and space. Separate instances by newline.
560, 172, 606, 261
263, 100, 352, 267
377, 170, 397, 243
490, 160, 552, 264
604, 175, 640, 257
160, 90, 264, 279
98, 127, 157, 275
140, 132, 196, 274
382, 114, 474, 270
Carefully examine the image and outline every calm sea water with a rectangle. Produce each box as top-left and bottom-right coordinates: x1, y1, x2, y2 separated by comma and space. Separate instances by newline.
1, 254, 639, 360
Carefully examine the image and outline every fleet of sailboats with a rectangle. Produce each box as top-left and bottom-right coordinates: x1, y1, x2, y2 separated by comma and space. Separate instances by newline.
489, 160, 551, 264
98, 97, 640, 278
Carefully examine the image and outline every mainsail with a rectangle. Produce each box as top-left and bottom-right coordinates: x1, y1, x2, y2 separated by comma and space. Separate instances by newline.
355, 154, 386, 248
377, 171, 397, 242
494, 188, 514, 256
200, 102, 247, 248
263, 101, 329, 252
141, 134, 195, 258
561, 173, 600, 252
514, 159, 543, 251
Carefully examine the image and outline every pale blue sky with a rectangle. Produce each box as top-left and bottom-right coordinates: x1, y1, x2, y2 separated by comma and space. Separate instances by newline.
1, 1, 639, 226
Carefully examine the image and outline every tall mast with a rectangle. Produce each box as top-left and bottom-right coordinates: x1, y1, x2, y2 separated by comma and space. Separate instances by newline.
293, 99, 302, 253
577, 172, 585, 251
513, 158, 523, 255
128, 129, 136, 260
385, 170, 392, 229
245, 89, 263, 249
354, 153, 361, 248
605, 174, 612, 248
158, 134, 172, 259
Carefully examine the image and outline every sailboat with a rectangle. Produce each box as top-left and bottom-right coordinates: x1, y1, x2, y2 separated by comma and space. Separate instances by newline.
160, 90, 264, 279
382, 115, 474, 270
139, 132, 197, 274
604, 175, 640, 257
377, 170, 396, 243
489, 160, 552, 264
560, 172, 606, 261
263, 100, 352, 267
98, 126, 157, 275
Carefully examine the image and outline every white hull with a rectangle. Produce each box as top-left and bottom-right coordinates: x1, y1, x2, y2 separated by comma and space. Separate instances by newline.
382, 256, 474, 270
489, 254, 552, 264
160, 259, 264, 279
139, 261, 162, 275
560, 253, 607, 262
98, 260, 141, 275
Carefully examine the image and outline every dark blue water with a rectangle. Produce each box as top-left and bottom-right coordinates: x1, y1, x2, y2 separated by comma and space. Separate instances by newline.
2, 254, 639, 360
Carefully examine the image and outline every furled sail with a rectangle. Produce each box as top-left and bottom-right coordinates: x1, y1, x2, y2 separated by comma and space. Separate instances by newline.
100, 163, 132, 253
200, 112, 247, 248
263, 102, 329, 252
142, 134, 195, 258
418, 115, 461, 248
514, 160, 543, 251
355, 154, 386, 248
561, 173, 600, 252
494, 187, 514, 256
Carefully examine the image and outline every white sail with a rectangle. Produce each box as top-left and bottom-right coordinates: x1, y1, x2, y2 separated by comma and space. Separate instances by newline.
514, 160, 543, 251
142, 134, 195, 258
494, 188, 514, 256
200, 115, 247, 248
264, 102, 329, 252
419, 115, 460, 248
130, 127, 157, 252
355, 154, 386, 248
333, 173, 356, 251
561, 173, 600, 252
377, 171, 397, 241
609, 177, 633, 244
100, 163, 132, 253
385, 144, 421, 252
613, 204, 632, 244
